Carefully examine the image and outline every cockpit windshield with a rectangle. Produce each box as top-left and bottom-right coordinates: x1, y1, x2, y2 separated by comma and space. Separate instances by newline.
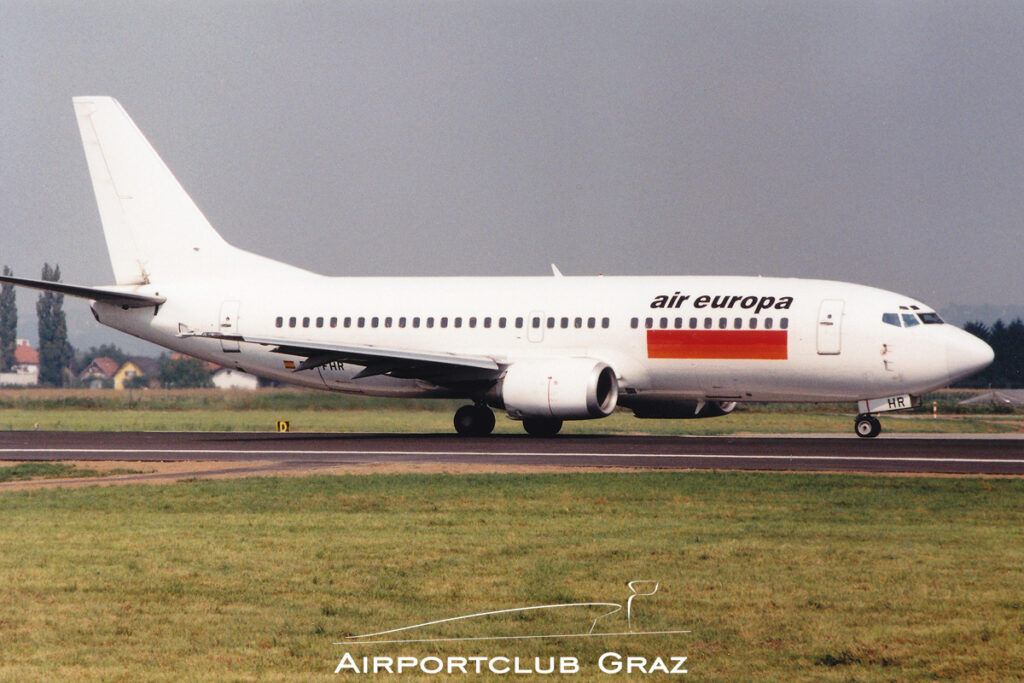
882, 310, 945, 327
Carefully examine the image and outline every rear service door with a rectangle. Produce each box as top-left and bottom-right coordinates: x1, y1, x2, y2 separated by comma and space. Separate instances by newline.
816, 299, 844, 355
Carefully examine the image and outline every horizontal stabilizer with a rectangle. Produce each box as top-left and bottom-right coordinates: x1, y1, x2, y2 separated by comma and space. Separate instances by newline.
0, 274, 165, 308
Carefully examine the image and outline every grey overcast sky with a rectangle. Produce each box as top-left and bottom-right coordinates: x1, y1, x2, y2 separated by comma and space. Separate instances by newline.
2, 1, 1023, 350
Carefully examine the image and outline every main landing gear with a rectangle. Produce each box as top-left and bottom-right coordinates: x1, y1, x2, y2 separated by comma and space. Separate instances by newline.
453, 404, 495, 437
453, 405, 564, 437
854, 414, 882, 438
522, 417, 563, 437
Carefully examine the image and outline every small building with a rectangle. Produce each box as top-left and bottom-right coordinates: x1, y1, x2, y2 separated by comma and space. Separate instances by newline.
0, 339, 40, 387
78, 356, 120, 389
211, 367, 260, 390
114, 357, 161, 390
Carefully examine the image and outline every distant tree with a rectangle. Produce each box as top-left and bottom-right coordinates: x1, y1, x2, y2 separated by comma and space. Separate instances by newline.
158, 355, 212, 389
36, 263, 75, 387
0, 266, 16, 372
961, 318, 1024, 388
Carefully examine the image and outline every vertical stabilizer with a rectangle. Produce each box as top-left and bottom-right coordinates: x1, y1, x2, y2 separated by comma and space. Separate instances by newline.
73, 97, 234, 285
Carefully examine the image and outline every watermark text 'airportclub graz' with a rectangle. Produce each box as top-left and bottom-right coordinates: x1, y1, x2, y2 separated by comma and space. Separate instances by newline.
333, 652, 687, 676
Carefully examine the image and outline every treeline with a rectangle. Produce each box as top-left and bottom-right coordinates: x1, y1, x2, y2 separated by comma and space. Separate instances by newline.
0, 263, 72, 385
960, 319, 1024, 388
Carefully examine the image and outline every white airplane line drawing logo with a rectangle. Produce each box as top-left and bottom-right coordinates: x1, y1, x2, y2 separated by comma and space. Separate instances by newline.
339, 581, 690, 645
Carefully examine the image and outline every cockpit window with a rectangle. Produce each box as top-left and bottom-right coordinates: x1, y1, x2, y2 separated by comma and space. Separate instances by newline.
918, 312, 943, 324
901, 313, 920, 327
882, 313, 901, 327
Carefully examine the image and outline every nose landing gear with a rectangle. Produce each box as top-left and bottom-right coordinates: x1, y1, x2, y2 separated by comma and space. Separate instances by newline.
854, 414, 882, 438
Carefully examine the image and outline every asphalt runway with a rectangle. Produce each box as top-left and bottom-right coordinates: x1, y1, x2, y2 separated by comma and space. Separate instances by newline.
0, 431, 1022, 477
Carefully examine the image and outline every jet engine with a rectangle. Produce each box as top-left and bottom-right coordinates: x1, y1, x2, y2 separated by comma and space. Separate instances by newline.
491, 359, 618, 419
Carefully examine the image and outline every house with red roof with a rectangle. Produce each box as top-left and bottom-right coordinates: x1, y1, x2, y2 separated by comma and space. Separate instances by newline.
0, 339, 40, 386
79, 356, 120, 389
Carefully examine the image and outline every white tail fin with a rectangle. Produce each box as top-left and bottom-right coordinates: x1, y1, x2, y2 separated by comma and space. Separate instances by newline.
73, 97, 236, 285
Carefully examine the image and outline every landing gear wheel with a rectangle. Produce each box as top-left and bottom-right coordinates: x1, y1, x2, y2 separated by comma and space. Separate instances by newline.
453, 404, 495, 437
522, 417, 563, 437
854, 414, 882, 438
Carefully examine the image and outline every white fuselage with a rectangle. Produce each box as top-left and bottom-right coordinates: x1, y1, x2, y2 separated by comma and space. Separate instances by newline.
92, 271, 992, 406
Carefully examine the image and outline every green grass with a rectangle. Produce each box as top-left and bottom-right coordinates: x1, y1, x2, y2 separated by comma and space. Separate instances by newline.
1, 473, 1022, 681
0, 462, 143, 482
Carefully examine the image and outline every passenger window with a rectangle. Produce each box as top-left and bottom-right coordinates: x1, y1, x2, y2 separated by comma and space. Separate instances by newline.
660, 317, 668, 329
674, 317, 683, 329
384, 317, 392, 328
412, 317, 420, 328
749, 318, 757, 329
344, 317, 351, 328
561, 317, 569, 329
498, 317, 507, 329
289, 317, 297, 328
765, 318, 773, 329
357, 317, 365, 328
302, 317, 310, 328
630, 318, 639, 329
574, 317, 582, 329
483, 317, 491, 328
901, 313, 919, 327
882, 313, 901, 327
371, 317, 379, 328
690, 318, 698, 329
330, 317, 337, 328
316, 316, 324, 328
514, 317, 523, 329
440, 317, 448, 328
454, 317, 463, 328
532, 317, 541, 328
275, 316, 283, 328
468, 317, 476, 328
718, 318, 727, 329
398, 317, 406, 328
645, 318, 654, 329
734, 318, 742, 329
601, 318, 609, 328
704, 317, 712, 329
780, 317, 789, 330
547, 317, 555, 329
427, 317, 434, 328
587, 317, 596, 329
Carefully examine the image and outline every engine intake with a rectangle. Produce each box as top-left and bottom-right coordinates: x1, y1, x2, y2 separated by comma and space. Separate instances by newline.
492, 359, 618, 420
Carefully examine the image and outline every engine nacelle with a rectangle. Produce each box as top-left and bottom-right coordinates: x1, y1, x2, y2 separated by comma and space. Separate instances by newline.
492, 359, 619, 419
627, 399, 737, 419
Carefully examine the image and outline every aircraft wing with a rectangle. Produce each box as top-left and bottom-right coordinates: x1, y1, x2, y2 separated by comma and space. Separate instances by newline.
182, 330, 502, 380
0, 274, 166, 308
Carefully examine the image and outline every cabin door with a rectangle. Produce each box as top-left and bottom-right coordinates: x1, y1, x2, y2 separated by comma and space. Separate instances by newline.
816, 299, 844, 355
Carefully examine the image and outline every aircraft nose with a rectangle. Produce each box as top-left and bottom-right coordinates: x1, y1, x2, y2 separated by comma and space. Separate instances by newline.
946, 330, 994, 384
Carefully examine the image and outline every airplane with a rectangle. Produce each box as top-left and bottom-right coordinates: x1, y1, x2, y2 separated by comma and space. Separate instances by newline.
0, 97, 994, 438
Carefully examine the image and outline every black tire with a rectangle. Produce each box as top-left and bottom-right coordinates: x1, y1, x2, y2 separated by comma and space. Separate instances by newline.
522, 417, 563, 437
454, 404, 495, 436
854, 414, 882, 438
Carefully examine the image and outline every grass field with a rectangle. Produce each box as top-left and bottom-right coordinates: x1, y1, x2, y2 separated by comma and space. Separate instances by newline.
1, 472, 1022, 681
0, 388, 1019, 434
